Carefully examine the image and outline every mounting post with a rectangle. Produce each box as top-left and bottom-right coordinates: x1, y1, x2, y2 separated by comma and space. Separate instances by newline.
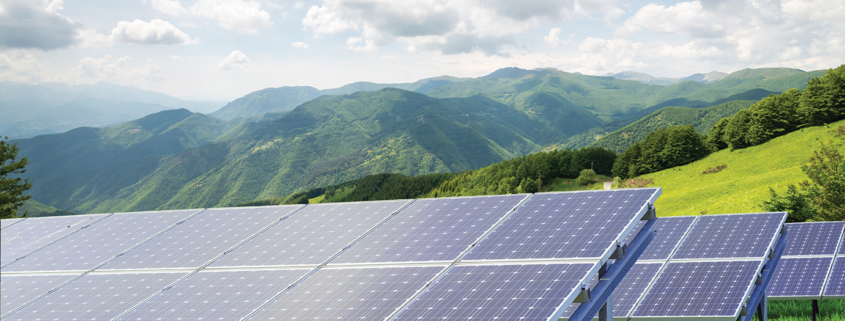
756, 292, 767, 321
812, 300, 818, 321
598, 295, 612, 321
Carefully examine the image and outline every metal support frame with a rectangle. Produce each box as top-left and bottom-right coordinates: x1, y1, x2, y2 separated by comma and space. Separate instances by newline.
812, 300, 819, 321
740, 231, 788, 321
567, 219, 656, 321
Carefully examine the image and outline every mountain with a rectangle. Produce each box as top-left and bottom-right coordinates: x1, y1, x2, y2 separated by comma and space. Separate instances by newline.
0, 81, 227, 139
605, 71, 728, 85
208, 76, 469, 121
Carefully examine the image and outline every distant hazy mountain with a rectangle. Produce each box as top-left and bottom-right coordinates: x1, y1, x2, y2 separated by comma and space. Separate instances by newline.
0, 81, 227, 139
209, 76, 469, 121
605, 71, 728, 85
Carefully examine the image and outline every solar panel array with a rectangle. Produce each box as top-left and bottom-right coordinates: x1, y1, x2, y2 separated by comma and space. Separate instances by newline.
767, 221, 844, 300
0, 188, 661, 321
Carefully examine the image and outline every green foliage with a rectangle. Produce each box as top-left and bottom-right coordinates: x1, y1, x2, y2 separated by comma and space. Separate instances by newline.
797, 140, 845, 221
1, 137, 32, 219
761, 184, 814, 222
612, 125, 710, 179
799, 65, 845, 126
752, 299, 845, 321
576, 169, 597, 186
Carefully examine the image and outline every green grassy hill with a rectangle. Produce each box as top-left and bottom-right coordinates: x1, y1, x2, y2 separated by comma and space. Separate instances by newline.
640, 119, 845, 216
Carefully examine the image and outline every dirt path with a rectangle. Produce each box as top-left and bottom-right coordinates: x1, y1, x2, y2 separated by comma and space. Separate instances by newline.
603, 182, 613, 190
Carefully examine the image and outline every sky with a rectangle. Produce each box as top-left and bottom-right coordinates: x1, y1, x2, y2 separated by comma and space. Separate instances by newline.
1, 0, 843, 101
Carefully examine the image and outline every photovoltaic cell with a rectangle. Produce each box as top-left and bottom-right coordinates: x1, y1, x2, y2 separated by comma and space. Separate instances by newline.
562, 263, 663, 319
768, 257, 832, 298
121, 269, 311, 320
783, 222, 845, 256
250, 266, 442, 320
98, 206, 300, 270
3, 272, 187, 321
672, 213, 785, 260
210, 200, 410, 267
1, 218, 24, 230
632, 261, 760, 318
1, 274, 80, 316
2, 210, 199, 272
824, 257, 844, 298
639, 216, 697, 261
463, 188, 659, 261
330, 195, 528, 264
1, 214, 107, 267
839, 233, 844, 255
394, 263, 597, 321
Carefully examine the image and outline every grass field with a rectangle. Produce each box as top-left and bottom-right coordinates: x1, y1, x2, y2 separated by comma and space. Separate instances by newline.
754, 300, 844, 321
640, 119, 845, 217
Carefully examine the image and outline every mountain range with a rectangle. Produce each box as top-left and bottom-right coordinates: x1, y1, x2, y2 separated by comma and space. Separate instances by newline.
8, 66, 830, 214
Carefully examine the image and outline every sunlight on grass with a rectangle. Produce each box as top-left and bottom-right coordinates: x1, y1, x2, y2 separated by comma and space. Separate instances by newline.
752, 300, 845, 321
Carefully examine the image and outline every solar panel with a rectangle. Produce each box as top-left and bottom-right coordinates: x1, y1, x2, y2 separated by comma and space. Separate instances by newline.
121, 269, 311, 320
2, 210, 200, 272
249, 266, 443, 320
639, 216, 697, 261
463, 188, 659, 261
394, 263, 597, 320
98, 206, 300, 270
839, 232, 844, 255
783, 222, 845, 256
631, 260, 760, 318
1, 214, 107, 267
2, 272, 187, 321
672, 213, 785, 259
824, 257, 844, 299
1, 218, 24, 230
562, 263, 663, 319
1, 274, 80, 316
330, 195, 528, 264
209, 200, 410, 267
768, 257, 832, 299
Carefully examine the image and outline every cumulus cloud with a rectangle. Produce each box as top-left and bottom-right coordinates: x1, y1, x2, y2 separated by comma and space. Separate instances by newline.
111, 19, 198, 45
544, 28, 573, 46
0, 49, 60, 82
291, 41, 308, 49
300, 0, 623, 56
218, 50, 251, 70
150, 0, 273, 34
77, 54, 165, 82
170, 54, 183, 62
0, 0, 79, 50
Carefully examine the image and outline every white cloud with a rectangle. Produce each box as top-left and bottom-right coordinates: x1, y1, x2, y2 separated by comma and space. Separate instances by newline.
77, 54, 165, 82
544, 28, 573, 46
190, 0, 272, 34
0, 0, 79, 50
218, 50, 251, 70
291, 41, 308, 49
111, 19, 198, 45
149, 0, 188, 17
170, 54, 183, 62
0, 49, 61, 83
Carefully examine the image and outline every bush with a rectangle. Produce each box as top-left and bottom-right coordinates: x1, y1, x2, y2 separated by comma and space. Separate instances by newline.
576, 169, 596, 186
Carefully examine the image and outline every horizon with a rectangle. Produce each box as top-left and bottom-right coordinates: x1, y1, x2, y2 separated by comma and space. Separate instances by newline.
1, 0, 843, 101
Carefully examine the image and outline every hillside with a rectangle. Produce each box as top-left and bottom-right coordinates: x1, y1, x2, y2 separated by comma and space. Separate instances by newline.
639, 119, 845, 216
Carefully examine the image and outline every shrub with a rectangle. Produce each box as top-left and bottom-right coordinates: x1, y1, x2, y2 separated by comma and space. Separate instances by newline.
576, 169, 597, 186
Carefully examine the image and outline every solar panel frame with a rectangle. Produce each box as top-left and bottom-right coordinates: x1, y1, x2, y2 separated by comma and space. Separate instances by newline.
561, 262, 664, 321
638, 216, 697, 261
119, 268, 313, 321
671, 212, 786, 260
2, 271, 189, 321
768, 257, 833, 300
1, 218, 24, 230
782, 221, 845, 256
0, 273, 82, 317
823, 256, 844, 299
329, 194, 530, 265
208, 200, 412, 268
97, 206, 301, 270
461, 188, 661, 262
1, 214, 109, 268
1, 209, 202, 272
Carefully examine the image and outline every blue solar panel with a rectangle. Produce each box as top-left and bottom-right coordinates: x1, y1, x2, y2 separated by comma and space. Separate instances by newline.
839, 232, 844, 255
562, 263, 663, 319
639, 216, 697, 261
632, 261, 760, 318
463, 188, 659, 261
1, 218, 24, 230
824, 257, 844, 298
394, 263, 597, 320
250, 266, 443, 320
1, 214, 107, 267
2, 210, 199, 272
783, 222, 845, 256
98, 206, 299, 270
768, 257, 832, 298
330, 195, 528, 264
209, 200, 410, 267
3, 272, 187, 321
121, 269, 310, 320
1, 274, 80, 316
672, 213, 785, 259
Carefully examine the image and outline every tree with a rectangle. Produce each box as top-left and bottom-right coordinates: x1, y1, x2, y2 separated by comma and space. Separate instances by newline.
762, 185, 814, 222
799, 65, 845, 125
798, 141, 845, 221
1, 137, 33, 219
576, 169, 597, 186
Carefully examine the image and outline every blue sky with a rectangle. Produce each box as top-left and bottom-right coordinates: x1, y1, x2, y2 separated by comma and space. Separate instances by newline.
1, 0, 842, 100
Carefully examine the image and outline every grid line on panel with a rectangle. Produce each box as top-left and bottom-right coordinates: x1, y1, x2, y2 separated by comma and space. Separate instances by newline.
1, 214, 111, 268
1, 218, 24, 230
329, 195, 529, 265
672, 213, 786, 260
97, 206, 304, 270
208, 200, 413, 268
462, 188, 659, 261
823, 256, 844, 299
782, 222, 845, 256
0, 273, 84, 318
768, 257, 832, 299
1, 209, 203, 273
